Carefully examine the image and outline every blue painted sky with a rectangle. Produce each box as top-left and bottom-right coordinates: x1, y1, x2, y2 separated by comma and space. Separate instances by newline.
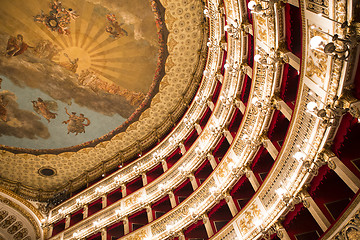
0, 75, 126, 149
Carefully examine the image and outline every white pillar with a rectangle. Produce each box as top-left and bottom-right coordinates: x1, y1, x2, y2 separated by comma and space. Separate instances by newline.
146, 205, 153, 223
275, 99, 293, 121
161, 159, 168, 172
83, 204, 88, 219
189, 174, 199, 190
179, 142, 187, 155
141, 173, 148, 186
123, 217, 130, 235
207, 99, 215, 111
245, 168, 260, 191
202, 213, 214, 238
235, 99, 246, 114
263, 139, 279, 160
301, 190, 331, 232
244, 65, 253, 78
121, 184, 127, 198
168, 191, 177, 208
102, 195, 107, 208
47, 224, 53, 238
207, 154, 218, 169
283, 52, 300, 70
65, 214, 70, 229
224, 193, 239, 216
274, 222, 291, 240
101, 227, 107, 240
223, 129, 234, 144
195, 123, 202, 135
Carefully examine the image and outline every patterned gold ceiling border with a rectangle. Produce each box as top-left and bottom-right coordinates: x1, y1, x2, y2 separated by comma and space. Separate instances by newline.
0, 0, 207, 201
0, 0, 168, 155
0, 187, 43, 238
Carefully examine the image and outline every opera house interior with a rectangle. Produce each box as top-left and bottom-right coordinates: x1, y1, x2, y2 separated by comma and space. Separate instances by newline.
1, 0, 360, 239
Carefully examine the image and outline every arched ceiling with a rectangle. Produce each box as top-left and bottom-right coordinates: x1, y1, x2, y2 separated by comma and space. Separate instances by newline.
0, 0, 206, 199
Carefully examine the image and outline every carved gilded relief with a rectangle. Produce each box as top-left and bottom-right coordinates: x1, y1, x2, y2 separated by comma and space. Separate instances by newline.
305, 27, 329, 82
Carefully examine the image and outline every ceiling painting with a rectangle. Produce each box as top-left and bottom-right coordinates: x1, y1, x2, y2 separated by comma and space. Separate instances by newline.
0, 0, 166, 151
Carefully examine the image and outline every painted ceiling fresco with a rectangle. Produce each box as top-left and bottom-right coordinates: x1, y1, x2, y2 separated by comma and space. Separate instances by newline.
0, 0, 164, 151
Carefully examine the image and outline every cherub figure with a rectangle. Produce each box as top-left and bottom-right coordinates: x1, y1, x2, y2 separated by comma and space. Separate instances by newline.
5, 34, 30, 57
32, 97, 58, 122
62, 107, 90, 135
106, 14, 128, 39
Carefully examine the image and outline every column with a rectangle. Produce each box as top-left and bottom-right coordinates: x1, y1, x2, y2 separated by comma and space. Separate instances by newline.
262, 139, 279, 160
161, 159, 168, 172
47, 224, 53, 238
179, 142, 187, 155
189, 173, 199, 190
146, 205, 153, 223
224, 192, 239, 216
274, 99, 293, 121
283, 52, 300, 70
141, 173, 148, 186
123, 217, 130, 235
273, 222, 291, 240
64, 214, 70, 229
195, 123, 202, 135
223, 129, 234, 144
207, 99, 215, 111
178, 231, 186, 240
83, 204, 88, 219
242, 64, 253, 78
101, 227, 107, 240
245, 167, 260, 191
301, 190, 331, 231
168, 191, 177, 208
121, 184, 127, 198
207, 154, 218, 169
322, 149, 360, 193
235, 98, 246, 114
202, 213, 214, 238
102, 195, 107, 208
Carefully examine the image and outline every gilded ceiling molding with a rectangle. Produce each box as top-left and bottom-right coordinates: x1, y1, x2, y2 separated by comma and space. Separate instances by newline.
0, 0, 207, 200
0, 187, 43, 239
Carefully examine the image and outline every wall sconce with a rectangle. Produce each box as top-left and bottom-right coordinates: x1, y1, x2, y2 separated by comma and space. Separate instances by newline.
228, 162, 242, 177
207, 40, 220, 48
224, 61, 240, 75
76, 197, 84, 207
254, 52, 284, 67
183, 116, 194, 128
168, 134, 179, 146
247, 0, 276, 17
115, 209, 123, 219
309, 26, 359, 61
224, 20, 240, 39
204, 6, 218, 19
275, 187, 291, 204
306, 100, 347, 124
194, 95, 207, 106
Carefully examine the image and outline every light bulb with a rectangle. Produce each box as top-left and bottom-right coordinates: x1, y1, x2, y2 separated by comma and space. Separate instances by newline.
306, 102, 318, 112
310, 36, 325, 49
293, 152, 306, 161
254, 54, 262, 62
248, 1, 257, 10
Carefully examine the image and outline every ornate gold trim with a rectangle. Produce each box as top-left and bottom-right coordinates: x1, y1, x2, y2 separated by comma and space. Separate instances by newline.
0, 186, 43, 239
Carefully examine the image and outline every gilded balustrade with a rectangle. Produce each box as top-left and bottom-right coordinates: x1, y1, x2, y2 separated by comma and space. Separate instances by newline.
46, 1, 231, 239
211, 0, 357, 238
